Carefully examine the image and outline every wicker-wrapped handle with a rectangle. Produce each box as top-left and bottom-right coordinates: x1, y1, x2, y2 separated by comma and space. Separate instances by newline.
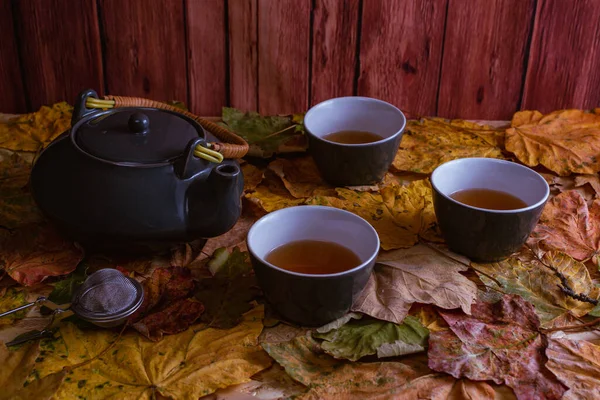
102, 95, 249, 160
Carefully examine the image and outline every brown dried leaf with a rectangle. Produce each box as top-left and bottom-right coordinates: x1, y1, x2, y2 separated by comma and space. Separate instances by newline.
132, 298, 205, 342
245, 169, 305, 212
574, 173, 600, 197
428, 294, 567, 400
242, 162, 264, 193
352, 244, 477, 323
0, 223, 83, 286
546, 333, 600, 400
506, 109, 600, 176
268, 156, 335, 198
392, 118, 505, 174
527, 190, 600, 262
472, 250, 599, 329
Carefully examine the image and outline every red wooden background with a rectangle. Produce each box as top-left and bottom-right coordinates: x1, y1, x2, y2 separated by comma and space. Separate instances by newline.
1, 0, 599, 120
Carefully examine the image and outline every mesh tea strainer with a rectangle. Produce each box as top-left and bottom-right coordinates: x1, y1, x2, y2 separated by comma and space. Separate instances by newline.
0, 269, 144, 344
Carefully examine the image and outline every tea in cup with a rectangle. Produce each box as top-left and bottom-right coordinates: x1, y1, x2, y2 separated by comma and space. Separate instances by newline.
303, 96, 406, 186
430, 158, 550, 262
246, 205, 380, 326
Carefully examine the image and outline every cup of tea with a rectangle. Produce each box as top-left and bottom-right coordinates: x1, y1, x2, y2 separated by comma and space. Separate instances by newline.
430, 157, 550, 262
303, 96, 406, 186
247, 205, 380, 326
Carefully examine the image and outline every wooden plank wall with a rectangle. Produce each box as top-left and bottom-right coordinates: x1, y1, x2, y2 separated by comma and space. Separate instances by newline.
1, 0, 599, 119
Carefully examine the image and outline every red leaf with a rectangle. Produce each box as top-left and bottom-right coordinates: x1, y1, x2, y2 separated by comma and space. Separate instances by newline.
132, 298, 205, 342
0, 223, 83, 286
428, 294, 566, 400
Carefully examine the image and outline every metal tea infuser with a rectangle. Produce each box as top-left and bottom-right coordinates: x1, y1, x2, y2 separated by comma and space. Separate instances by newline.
0, 269, 144, 346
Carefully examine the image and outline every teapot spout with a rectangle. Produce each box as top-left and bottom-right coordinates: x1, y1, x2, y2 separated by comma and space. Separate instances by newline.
187, 162, 244, 238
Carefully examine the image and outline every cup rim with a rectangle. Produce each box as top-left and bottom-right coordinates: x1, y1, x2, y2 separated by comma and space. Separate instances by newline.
303, 96, 407, 147
246, 205, 380, 278
430, 157, 550, 214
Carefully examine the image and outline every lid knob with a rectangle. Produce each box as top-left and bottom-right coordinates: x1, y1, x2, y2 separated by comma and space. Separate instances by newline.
128, 112, 150, 134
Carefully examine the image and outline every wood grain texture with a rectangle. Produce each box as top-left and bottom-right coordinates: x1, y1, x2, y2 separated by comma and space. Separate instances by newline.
0, 0, 26, 113
437, 0, 535, 120
13, 0, 103, 110
310, 0, 359, 106
186, 0, 227, 115
258, 0, 311, 114
522, 0, 600, 112
100, 0, 187, 103
358, 0, 447, 118
229, 0, 258, 111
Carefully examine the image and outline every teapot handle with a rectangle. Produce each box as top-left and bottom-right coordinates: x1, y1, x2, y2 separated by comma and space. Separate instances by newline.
82, 94, 250, 162
72, 89, 101, 126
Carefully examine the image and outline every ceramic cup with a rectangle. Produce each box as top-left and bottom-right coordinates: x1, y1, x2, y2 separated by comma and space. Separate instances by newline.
247, 205, 380, 327
303, 96, 406, 186
430, 157, 550, 262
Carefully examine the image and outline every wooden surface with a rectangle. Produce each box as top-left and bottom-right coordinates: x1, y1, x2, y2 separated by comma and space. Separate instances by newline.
0, 0, 26, 113
13, 0, 103, 110
437, 0, 535, 120
229, 0, 258, 111
522, 0, 600, 113
186, 0, 227, 116
358, 0, 447, 118
257, 0, 311, 115
99, 0, 187, 103
1, 0, 599, 117
310, 0, 360, 105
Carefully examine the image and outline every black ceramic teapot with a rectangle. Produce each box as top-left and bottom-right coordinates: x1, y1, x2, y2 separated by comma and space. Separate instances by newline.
30, 89, 249, 255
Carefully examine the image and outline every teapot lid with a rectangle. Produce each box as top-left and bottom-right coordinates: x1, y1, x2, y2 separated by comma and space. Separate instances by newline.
74, 108, 203, 164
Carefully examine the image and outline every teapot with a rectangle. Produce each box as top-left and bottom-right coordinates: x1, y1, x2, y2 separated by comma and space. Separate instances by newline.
30, 89, 249, 255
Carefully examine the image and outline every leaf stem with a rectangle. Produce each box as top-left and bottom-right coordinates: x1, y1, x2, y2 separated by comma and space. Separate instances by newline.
541, 317, 600, 333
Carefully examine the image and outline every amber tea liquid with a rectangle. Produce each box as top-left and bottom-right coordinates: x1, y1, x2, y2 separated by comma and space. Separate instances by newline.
449, 188, 527, 210
265, 240, 362, 274
322, 130, 383, 144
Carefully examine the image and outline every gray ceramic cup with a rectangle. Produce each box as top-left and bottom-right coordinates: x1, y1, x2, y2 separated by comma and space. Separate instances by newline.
303, 96, 406, 186
247, 205, 380, 327
431, 158, 550, 262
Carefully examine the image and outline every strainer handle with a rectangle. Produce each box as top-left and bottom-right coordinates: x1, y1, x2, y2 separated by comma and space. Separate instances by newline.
0, 296, 63, 318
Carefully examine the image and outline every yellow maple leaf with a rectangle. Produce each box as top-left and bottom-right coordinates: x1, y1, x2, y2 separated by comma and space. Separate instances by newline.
245, 170, 305, 212
0, 341, 66, 400
0, 102, 72, 152
306, 180, 440, 250
506, 109, 600, 176
28, 305, 272, 399
267, 156, 335, 198
392, 118, 505, 174
241, 163, 264, 193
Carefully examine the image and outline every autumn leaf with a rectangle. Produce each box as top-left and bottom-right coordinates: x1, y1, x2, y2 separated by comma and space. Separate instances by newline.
241, 162, 265, 193
28, 305, 272, 399
262, 335, 497, 399
0, 287, 28, 326
195, 247, 262, 329
46, 260, 88, 306
246, 169, 305, 212
392, 117, 504, 174
268, 156, 335, 198
472, 250, 599, 329
0, 341, 66, 400
352, 244, 477, 323
312, 315, 429, 361
306, 180, 439, 250
0, 102, 72, 152
546, 333, 600, 399
428, 294, 566, 400
132, 298, 205, 342
408, 304, 449, 332
0, 150, 43, 229
220, 107, 307, 158
0, 223, 83, 286
575, 174, 600, 197
505, 109, 600, 176
527, 190, 600, 262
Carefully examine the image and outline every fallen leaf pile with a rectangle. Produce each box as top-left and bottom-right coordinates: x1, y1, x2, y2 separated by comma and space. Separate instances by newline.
1, 104, 600, 399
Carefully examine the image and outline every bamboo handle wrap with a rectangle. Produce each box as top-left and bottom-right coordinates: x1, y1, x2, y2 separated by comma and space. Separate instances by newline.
104, 95, 249, 159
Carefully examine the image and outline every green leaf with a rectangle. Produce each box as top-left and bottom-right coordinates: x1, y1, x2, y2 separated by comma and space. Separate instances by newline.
312, 315, 429, 362
195, 247, 261, 329
47, 261, 88, 305
220, 107, 306, 158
